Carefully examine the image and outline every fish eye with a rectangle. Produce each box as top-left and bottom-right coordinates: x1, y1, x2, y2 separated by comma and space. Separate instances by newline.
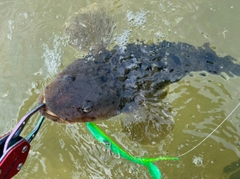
83, 106, 92, 113
82, 101, 93, 113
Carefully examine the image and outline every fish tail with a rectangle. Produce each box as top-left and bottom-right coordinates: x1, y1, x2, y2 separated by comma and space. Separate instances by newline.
142, 162, 162, 179
132, 158, 161, 179
133, 156, 179, 178
159, 41, 240, 82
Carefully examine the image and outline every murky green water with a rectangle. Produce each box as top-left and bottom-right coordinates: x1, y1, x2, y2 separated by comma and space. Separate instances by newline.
0, 0, 240, 178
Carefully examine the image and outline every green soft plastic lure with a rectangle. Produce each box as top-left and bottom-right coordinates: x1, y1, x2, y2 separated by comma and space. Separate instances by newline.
86, 122, 179, 179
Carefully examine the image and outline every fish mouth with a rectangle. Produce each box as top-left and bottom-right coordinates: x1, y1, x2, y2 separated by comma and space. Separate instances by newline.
38, 91, 69, 124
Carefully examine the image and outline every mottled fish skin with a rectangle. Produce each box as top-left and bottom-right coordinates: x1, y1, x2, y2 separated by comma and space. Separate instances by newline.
39, 40, 240, 123
39, 57, 122, 123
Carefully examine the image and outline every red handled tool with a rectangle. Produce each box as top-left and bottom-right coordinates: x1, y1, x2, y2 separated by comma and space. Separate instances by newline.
0, 103, 45, 179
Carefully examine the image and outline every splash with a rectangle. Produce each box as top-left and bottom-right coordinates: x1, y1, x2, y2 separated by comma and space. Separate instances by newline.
192, 155, 203, 167
114, 30, 131, 52
7, 20, 14, 40
126, 9, 148, 27
42, 35, 67, 76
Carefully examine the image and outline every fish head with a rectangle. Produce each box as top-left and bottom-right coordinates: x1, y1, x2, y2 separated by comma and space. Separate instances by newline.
38, 59, 121, 123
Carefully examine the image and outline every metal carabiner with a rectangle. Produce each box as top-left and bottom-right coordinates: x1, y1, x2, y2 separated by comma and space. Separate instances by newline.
0, 103, 45, 179
3, 103, 45, 153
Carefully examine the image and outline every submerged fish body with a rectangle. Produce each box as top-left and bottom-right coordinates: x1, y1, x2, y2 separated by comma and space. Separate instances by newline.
39, 40, 240, 123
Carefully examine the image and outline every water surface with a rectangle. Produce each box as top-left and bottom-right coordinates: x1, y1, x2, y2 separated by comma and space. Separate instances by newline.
0, 0, 240, 178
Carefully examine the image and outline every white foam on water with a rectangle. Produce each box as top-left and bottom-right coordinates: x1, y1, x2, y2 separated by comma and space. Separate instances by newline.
114, 30, 131, 52
7, 20, 14, 40
23, 12, 28, 19
42, 35, 67, 76
192, 155, 204, 167
126, 9, 148, 27
155, 31, 165, 39
113, 9, 149, 52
